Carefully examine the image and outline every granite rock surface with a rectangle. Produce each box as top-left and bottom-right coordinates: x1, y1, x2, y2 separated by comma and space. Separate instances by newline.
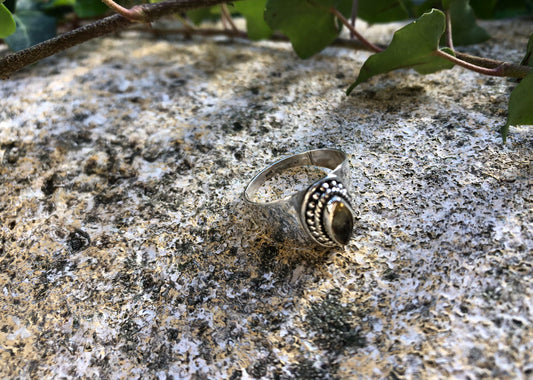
0, 18, 532, 379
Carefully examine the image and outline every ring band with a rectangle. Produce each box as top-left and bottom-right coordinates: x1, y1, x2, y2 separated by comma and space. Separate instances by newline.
244, 149, 355, 247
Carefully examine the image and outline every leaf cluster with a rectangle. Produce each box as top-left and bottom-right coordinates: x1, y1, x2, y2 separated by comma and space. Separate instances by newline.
196, 0, 533, 140
1, 0, 532, 141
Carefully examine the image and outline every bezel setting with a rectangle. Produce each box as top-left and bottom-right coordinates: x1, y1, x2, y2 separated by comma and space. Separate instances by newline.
300, 178, 355, 247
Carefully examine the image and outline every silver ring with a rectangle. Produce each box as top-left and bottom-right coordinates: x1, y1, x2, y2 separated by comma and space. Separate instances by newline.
244, 148, 355, 247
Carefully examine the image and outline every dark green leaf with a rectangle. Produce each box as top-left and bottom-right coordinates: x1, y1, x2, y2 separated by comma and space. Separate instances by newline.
468, 0, 497, 18
413, 0, 440, 16
492, 0, 533, 18
443, 0, 490, 46
347, 9, 454, 94
470, 0, 533, 19
3, 0, 16, 13
264, 0, 352, 59
520, 34, 533, 67
44, 0, 76, 9
4, 11, 56, 51
232, 0, 272, 40
502, 73, 533, 142
358, 0, 411, 23
0, 3, 16, 38
187, 6, 221, 25
74, 0, 108, 18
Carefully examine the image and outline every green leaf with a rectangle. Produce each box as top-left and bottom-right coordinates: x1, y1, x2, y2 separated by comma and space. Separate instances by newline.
187, 6, 221, 25
520, 34, 533, 68
358, 0, 411, 23
468, 0, 497, 18
470, 0, 533, 19
74, 0, 108, 18
443, 0, 490, 46
0, 3, 16, 38
347, 9, 454, 94
44, 0, 76, 9
502, 73, 533, 142
232, 0, 272, 40
4, 11, 56, 51
3, 0, 16, 13
264, 0, 352, 59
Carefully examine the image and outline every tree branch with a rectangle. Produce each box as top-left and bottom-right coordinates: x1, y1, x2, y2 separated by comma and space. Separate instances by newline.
0, 0, 227, 79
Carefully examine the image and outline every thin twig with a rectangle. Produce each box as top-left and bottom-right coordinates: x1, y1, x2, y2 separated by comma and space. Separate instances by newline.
101, 0, 145, 22
130, 25, 372, 51
445, 9, 454, 51
350, 0, 358, 39
434, 49, 531, 78
221, 3, 238, 32
329, 7, 383, 53
175, 13, 197, 32
455, 52, 504, 69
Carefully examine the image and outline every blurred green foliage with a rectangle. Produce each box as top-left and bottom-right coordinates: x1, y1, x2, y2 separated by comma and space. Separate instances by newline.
1, 0, 531, 140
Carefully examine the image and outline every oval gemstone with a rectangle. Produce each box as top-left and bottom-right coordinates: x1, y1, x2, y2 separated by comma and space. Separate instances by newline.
327, 200, 353, 245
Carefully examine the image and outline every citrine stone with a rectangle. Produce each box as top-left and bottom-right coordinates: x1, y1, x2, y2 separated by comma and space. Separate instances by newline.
324, 198, 354, 245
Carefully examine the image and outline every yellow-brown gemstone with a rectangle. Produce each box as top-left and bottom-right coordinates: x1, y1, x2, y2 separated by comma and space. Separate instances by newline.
324, 197, 354, 246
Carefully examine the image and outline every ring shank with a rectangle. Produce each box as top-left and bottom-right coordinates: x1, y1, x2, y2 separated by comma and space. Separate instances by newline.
244, 149, 347, 204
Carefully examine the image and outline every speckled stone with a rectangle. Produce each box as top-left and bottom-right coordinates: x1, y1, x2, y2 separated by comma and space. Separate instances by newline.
0, 18, 532, 379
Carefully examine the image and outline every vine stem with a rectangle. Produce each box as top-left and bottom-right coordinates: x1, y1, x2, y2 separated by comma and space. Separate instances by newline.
350, 0, 358, 39
220, 3, 238, 32
101, 0, 146, 22
434, 49, 531, 78
0, 4, 531, 80
329, 7, 383, 53
0, 0, 228, 79
134, 26, 371, 50
445, 9, 454, 51
141, 25, 532, 79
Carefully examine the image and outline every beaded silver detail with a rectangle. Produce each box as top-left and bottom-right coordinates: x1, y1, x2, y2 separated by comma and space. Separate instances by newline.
300, 178, 354, 247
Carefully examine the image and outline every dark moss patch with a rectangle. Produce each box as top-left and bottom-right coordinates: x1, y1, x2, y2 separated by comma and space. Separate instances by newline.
146, 344, 171, 371
229, 369, 242, 380
258, 244, 279, 273
2, 143, 25, 165
247, 357, 269, 378
42, 173, 58, 196
67, 229, 91, 252
305, 289, 366, 352
94, 188, 126, 206
290, 358, 338, 380
167, 328, 180, 342
467, 346, 483, 365
382, 268, 399, 281
56, 130, 93, 151
119, 318, 141, 341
